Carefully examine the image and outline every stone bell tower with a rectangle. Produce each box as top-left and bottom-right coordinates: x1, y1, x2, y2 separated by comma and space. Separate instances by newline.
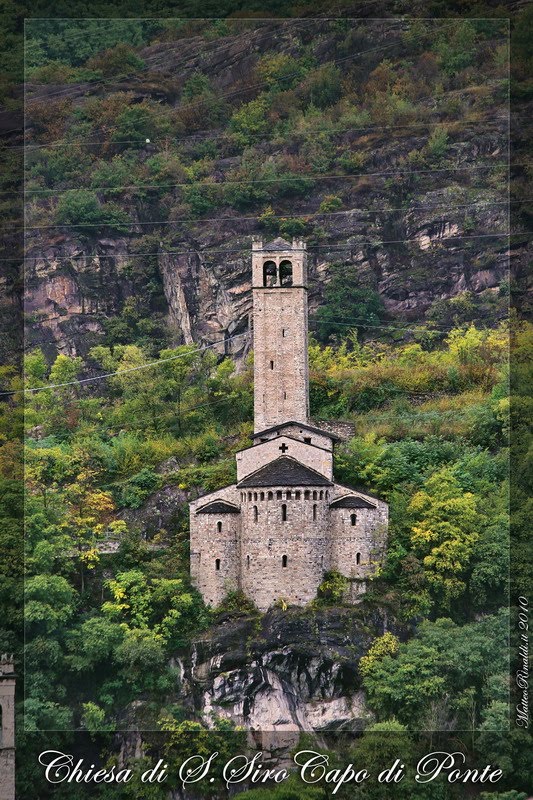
0, 655, 15, 800
251, 237, 309, 433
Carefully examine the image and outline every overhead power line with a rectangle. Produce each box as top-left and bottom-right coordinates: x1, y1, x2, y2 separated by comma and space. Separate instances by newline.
21, 196, 515, 233
24, 18, 448, 108
2, 332, 248, 397
17, 116, 508, 153
20, 160, 508, 199
22, 16, 351, 105
15, 230, 521, 266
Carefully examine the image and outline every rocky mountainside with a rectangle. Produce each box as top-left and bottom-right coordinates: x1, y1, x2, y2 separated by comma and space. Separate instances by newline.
23, 18, 512, 363
118, 605, 408, 744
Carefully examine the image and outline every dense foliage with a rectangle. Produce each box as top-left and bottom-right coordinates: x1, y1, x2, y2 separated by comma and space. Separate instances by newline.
0, 9, 530, 799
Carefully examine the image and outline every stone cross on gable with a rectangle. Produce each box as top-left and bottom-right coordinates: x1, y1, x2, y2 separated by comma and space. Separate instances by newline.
279, 443, 289, 453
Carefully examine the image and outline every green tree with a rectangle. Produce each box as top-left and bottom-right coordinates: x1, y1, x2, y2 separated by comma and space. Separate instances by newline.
313, 263, 385, 343
408, 468, 480, 608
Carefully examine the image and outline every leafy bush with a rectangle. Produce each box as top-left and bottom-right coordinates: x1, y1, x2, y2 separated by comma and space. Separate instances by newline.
87, 43, 145, 76
319, 194, 343, 213
54, 189, 132, 232
337, 149, 366, 173
314, 571, 348, 605
257, 53, 310, 91
299, 63, 343, 108
215, 590, 258, 616
424, 125, 449, 160
279, 217, 308, 238
434, 21, 478, 76
229, 95, 271, 146
312, 262, 385, 343
182, 181, 220, 216
117, 467, 162, 509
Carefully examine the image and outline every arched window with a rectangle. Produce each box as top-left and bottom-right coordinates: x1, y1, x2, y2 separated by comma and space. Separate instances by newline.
319, 491, 323, 500
281, 504, 287, 522
282, 555, 288, 568
215, 558, 221, 571
356, 552, 361, 565
313, 491, 318, 500
268, 491, 273, 500
254, 492, 258, 501
286, 490, 291, 499
260, 492, 265, 501
248, 492, 252, 501
279, 260, 293, 286
295, 491, 301, 500
351, 513, 357, 526
253, 505, 258, 522
277, 490, 282, 499
313, 504, 317, 521
263, 260, 277, 287
216, 521, 222, 533
304, 490, 310, 500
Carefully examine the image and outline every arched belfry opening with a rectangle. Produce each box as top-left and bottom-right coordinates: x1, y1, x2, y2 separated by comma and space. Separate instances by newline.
263, 260, 277, 287
279, 260, 293, 286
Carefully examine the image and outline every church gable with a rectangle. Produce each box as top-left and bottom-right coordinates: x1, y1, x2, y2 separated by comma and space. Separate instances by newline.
237, 456, 332, 488
329, 494, 376, 509
196, 500, 240, 514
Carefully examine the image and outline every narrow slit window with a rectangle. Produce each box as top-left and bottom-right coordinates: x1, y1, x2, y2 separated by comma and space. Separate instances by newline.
282, 328, 286, 337
282, 555, 288, 568
351, 513, 357, 526
215, 558, 221, 571
313, 504, 317, 521
247, 555, 250, 569
253, 505, 258, 522
270, 360, 274, 370
281, 504, 287, 522
216, 521, 222, 533
356, 552, 361, 565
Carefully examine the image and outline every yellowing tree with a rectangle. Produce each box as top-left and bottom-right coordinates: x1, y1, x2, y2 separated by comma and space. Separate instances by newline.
408, 467, 480, 608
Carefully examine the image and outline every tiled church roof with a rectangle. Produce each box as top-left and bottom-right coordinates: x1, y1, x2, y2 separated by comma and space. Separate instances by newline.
196, 500, 240, 514
251, 420, 342, 442
329, 494, 376, 509
238, 456, 332, 487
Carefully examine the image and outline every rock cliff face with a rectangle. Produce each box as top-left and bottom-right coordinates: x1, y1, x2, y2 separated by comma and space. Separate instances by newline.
153, 606, 406, 741
23, 18, 511, 362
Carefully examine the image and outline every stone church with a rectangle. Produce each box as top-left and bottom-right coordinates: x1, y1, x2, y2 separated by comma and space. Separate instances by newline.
190, 238, 388, 611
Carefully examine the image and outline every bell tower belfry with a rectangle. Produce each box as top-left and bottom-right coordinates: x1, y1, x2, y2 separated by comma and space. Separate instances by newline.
251, 237, 309, 433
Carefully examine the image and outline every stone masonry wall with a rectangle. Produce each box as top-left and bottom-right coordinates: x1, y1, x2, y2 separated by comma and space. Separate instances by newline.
238, 486, 331, 610
253, 286, 309, 433
236, 436, 333, 482
329, 500, 389, 581
190, 487, 241, 608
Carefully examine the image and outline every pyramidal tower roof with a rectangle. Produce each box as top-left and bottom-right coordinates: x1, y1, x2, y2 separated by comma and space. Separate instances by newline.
263, 236, 293, 251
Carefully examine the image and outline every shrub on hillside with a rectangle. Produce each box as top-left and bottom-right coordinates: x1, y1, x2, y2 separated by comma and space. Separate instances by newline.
87, 43, 145, 77
55, 189, 131, 232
